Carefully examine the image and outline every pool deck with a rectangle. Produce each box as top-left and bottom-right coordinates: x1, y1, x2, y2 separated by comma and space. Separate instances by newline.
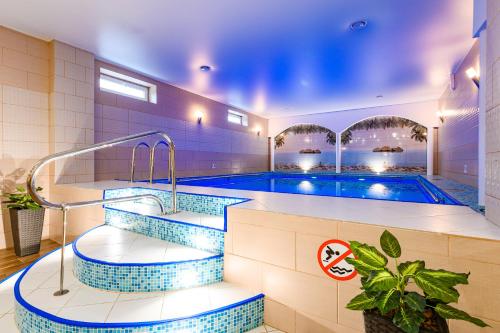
67, 179, 500, 241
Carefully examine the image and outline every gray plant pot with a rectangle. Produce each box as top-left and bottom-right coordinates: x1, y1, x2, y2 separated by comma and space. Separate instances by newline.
9, 208, 45, 257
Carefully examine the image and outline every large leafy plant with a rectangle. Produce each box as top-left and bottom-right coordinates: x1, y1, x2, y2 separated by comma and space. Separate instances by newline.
345, 230, 488, 333
5, 186, 43, 210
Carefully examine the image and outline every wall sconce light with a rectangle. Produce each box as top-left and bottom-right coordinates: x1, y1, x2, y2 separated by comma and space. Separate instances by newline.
436, 111, 445, 123
255, 126, 262, 136
195, 110, 204, 124
466, 67, 480, 88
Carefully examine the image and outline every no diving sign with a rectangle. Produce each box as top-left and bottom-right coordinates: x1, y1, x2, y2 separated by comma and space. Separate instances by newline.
317, 239, 357, 281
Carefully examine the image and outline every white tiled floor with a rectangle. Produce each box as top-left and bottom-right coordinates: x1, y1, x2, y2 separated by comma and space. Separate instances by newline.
3, 246, 262, 327
76, 225, 217, 263
108, 201, 225, 229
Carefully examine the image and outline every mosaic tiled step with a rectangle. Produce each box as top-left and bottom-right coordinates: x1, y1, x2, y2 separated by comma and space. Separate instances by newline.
73, 225, 224, 292
105, 186, 249, 219
105, 207, 227, 253
14, 246, 264, 333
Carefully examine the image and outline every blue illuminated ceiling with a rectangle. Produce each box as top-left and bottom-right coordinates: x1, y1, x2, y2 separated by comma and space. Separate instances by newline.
0, 0, 473, 117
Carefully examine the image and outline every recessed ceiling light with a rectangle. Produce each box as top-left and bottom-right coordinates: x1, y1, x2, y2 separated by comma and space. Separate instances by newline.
350, 20, 368, 31
199, 65, 211, 72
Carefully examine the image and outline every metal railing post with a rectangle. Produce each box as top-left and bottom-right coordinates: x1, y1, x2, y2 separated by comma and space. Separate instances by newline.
54, 206, 69, 296
170, 145, 177, 213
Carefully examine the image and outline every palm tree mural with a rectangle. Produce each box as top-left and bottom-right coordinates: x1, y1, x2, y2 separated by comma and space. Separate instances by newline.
274, 124, 336, 148
410, 124, 428, 142
344, 116, 427, 143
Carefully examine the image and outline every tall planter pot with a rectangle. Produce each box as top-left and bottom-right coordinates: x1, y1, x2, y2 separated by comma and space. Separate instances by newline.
9, 208, 45, 257
364, 309, 449, 333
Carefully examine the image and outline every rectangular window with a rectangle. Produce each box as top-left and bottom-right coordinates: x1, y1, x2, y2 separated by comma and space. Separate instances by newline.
227, 110, 248, 126
99, 68, 157, 103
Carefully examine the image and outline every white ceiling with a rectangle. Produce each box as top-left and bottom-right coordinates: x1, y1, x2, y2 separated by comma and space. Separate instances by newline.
0, 0, 474, 118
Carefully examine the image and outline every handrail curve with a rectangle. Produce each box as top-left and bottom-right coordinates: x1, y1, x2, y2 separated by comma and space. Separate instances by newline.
149, 140, 169, 184
130, 142, 151, 182
27, 130, 177, 212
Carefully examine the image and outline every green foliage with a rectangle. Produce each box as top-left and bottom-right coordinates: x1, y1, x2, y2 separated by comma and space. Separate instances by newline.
5, 186, 43, 210
380, 230, 401, 258
346, 229, 489, 333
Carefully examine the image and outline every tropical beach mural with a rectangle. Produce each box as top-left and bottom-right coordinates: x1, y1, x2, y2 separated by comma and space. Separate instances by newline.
274, 125, 337, 171
341, 116, 427, 173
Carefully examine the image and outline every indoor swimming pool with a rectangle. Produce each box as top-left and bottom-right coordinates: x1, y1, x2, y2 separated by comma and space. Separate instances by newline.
159, 173, 462, 205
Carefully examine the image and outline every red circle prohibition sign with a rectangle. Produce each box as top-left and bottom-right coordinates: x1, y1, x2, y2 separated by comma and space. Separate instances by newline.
317, 239, 358, 281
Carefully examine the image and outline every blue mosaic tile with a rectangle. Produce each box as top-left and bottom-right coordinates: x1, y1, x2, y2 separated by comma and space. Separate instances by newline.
15, 296, 264, 332
105, 208, 226, 254
104, 187, 247, 217
73, 251, 224, 292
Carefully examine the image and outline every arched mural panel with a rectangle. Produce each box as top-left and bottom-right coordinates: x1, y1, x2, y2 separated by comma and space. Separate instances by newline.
340, 116, 427, 173
274, 124, 336, 172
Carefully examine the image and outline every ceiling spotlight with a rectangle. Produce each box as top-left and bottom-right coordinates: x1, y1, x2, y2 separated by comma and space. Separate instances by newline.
350, 20, 368, 31
199, 65, 211, 72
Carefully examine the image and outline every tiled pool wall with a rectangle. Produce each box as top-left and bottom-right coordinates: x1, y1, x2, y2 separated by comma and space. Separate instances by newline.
104, 187, 248, 216
105, 208, 225, 253
15, 295, 264, 332
73, 249, 224, 292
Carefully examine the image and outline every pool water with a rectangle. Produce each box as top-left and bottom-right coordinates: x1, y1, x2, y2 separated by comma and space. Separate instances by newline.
162, 173, 461, 205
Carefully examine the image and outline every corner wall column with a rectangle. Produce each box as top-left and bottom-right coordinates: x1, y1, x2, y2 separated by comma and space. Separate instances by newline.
426, 128, 434, 176
336, 132, 341, 174
478, 29, 487, 206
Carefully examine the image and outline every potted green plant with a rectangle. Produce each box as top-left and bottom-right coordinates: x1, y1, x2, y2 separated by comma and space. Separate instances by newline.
5, 186, 45, 257
345, 230, 489, 333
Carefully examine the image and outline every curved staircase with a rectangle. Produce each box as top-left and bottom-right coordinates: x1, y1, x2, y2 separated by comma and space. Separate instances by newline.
4, 187, 265, 332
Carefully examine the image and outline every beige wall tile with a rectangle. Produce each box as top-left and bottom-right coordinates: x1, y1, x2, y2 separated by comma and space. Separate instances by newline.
53, 41, 76, 62
0, 27, 27, 53
2, 48, 48, 76
449, 316, 500, 333
27, 72, 49, 92
223, 254, 263, 293
53, 75, 76, 95
75, 49, 94, 69
262, 263, 338, 323
337, 284, 364, 332
229, 208, 338, 236
450, 236, 500, 265
295, 311, 361, 333
27, 38, 49, 60
0, 65, 27, 88
233, 222, 295, 269
296, 233, 336, 278
339, 222, 449, 256
449, 257, 500, 321
264, 298, 296, 333
65, 62, 85, 81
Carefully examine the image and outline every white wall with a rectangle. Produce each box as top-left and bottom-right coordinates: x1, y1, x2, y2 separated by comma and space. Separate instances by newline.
268, 100, 440, 137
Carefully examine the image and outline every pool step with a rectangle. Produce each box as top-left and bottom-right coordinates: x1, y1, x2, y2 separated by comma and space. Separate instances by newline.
105, 207, 227, 253
73, 225, 224, 292
12, 245, 264, 332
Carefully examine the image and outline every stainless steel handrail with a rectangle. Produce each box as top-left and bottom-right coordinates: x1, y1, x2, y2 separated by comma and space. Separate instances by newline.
26, 130, 178, 296
149, 140, 169, 184
130, 142, 151, 182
